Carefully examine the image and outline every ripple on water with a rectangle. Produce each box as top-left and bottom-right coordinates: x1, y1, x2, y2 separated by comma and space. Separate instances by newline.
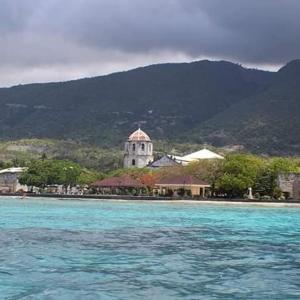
0, 198, 300, 299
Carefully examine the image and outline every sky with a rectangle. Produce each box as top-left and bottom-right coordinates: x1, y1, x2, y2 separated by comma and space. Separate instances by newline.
0, 0, 300, 87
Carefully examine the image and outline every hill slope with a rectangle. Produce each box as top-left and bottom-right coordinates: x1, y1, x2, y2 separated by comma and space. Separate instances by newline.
0, 60, 272, 147
1, 59, 300, 155
195, 60, 300, 155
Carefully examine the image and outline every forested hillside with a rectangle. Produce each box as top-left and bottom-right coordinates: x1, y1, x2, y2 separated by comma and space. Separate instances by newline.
0, 59, 299, 154
0, 60, 272, 147
194, 60, 300, 155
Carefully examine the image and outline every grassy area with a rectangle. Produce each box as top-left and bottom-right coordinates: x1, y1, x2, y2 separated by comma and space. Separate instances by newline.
0, 138, 220, 172
0, 139, 123, 172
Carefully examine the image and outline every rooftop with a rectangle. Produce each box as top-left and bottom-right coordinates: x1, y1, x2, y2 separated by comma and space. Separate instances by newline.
178, 149, 224, 162
148, 155, 180, 168
92, 175, 145, 188
156, 175, 210, 186
0, 167, 27, 174
128, 128, 151, 142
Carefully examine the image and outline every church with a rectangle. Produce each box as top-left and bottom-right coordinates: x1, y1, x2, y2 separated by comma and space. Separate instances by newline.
123, 128, 224, 169
123, 128, 154, 168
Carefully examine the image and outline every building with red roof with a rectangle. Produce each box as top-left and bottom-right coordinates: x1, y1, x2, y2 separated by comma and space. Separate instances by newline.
92, 175, 145, 195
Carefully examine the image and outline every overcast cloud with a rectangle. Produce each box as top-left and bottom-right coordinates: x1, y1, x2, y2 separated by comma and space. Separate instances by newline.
0, 0, 299, 87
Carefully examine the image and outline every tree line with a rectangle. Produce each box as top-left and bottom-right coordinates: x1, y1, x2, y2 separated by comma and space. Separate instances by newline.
106, 154, 300, 198
18, 159, 103, 191
6, 153, 300, 198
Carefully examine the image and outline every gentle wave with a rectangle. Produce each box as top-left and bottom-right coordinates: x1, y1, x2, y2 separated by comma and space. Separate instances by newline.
0, 198, 300, 299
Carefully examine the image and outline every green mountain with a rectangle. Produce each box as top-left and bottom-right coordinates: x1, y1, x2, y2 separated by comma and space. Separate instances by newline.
194, 60, 300, 155
0, 60, 272, 147
0, 59, 299, 155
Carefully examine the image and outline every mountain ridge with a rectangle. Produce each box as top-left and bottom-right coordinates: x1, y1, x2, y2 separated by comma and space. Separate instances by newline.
0, 59, 298, 154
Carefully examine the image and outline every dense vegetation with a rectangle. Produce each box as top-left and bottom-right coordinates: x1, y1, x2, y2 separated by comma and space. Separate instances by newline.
144, 154, 300, 198
0, 59, 282, 152
0, 139, 123, 171
17, 153, 300, 199
195, 60, 300, 154
19, 159, 103, 190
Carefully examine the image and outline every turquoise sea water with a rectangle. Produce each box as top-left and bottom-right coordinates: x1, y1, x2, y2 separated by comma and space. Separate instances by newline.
0, 198, 300, 299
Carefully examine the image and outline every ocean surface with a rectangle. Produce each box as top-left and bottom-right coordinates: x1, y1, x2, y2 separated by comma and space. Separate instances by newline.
0, 198, 300, 299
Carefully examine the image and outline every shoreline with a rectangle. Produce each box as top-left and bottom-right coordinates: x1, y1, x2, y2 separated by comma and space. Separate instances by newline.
1, 193, 300, 207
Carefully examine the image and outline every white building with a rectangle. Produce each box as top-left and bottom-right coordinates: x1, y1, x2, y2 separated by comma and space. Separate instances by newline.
0, 167, 28, 193
278, 173, 300, 199
124, 128, 154, 168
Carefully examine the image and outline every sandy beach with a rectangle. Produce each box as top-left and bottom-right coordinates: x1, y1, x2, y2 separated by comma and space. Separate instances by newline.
3, 195, 300, 208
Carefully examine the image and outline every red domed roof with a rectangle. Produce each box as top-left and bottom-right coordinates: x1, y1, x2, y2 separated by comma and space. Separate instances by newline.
128, 128, 151, 142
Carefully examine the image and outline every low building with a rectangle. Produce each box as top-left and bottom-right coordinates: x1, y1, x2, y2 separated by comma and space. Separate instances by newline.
92, 175, 145, 195
45, 185, 64, 194
278, 173, 300, 199
0, 167, 28, 193
155, 175, 210, 197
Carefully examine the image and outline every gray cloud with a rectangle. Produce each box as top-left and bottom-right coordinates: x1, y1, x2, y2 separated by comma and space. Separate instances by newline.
0, 0, 300, 86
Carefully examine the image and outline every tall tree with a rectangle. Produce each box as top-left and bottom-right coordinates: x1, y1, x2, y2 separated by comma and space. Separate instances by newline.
216, 154, 264, 197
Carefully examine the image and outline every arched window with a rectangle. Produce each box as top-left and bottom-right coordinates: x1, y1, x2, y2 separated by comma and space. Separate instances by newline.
141, 143, 145, 151
132, 159, 136, 166
132, 144, 136, 151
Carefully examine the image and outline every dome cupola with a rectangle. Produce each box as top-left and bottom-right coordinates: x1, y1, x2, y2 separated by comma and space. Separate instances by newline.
128, 128, 151, 142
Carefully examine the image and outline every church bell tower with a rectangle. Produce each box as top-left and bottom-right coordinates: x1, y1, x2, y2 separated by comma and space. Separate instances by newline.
124, 128, 154, 168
